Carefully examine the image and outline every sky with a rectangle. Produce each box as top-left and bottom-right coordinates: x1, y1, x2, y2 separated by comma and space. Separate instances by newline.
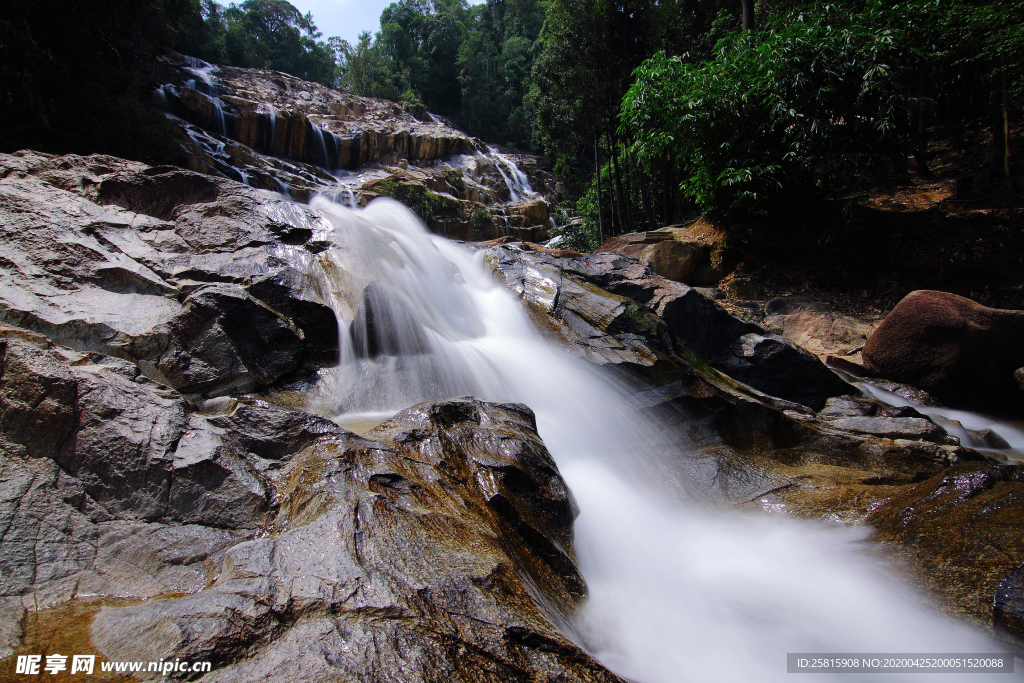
288, 0, 392, 46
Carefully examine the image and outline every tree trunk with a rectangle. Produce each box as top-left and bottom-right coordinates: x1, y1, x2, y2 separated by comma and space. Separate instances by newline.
604, 133, 619, 235
610, 136, 630, 233
662, 155, 670, 226
913, 103, 933, 178
741, 0, 754, 30
1003, 65, 1015, 251
594, 135, 605, 245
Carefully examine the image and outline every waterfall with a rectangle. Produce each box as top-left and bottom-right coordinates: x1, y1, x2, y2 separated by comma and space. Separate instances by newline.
485, 145, 536, 203
310, 121, 331, 171
183, 58, 227, 135
264, 103, 278, 155
301, 197, 1004, 683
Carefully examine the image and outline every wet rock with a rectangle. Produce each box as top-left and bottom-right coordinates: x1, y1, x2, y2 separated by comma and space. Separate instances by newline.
994, 563, 1024, 646
485, 245, 670, 367
722, 333, 852, 411
561, 252, 850, 409
863, 290, 1024, 414
818, 396, 878, 418
158, 283, 304, 396
879, 405, 924, 418
967, 428, 1012, 450
91, 398, 621, 683
867, 463, 1024, 626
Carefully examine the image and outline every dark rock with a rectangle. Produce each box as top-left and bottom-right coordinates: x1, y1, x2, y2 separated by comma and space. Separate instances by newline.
1016, 367, 1024, 393
867, 463, 1024, 626
722, 333, 851, 411
818, 396, 878, 418
91, 398, 621, 683
208, 402, 342, 462
863, 290, 1024, 414
880, 405, 924, 418
159, 283, 304, 396
348, 281, 430, 358
994, 563, 1024, 646
246, 270, 339, 363
561, 251, 850, 409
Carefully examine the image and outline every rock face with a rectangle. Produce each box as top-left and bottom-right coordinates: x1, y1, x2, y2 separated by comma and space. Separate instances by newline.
0, 151, 338, 398
0, 322, 615, 679
89, 398, 617, 683
863, 290, 1024, 413
487, 246, 851, 410
152, 54, 556, 241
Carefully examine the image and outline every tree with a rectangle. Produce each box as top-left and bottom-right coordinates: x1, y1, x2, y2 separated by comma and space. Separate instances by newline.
221, 0, 337, 85
1, 0, 203, 161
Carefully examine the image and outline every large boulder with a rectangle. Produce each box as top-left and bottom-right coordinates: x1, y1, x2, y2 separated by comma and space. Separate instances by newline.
863, 290, 1024, 413
90, 398, 621, 683
597, 231, 703, 284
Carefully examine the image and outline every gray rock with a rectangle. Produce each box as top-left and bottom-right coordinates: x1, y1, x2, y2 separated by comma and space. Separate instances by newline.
825, 416, 948, 444
157, 283, 304, 396
91, 398, 619, 683
1016, 368, 1024, 393
819, 396, 878, 418
0, 152, 339, 397
485, 245, 670, 367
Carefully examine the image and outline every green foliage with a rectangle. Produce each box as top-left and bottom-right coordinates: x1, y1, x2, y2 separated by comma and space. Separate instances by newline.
0, 0, 199, 161
529, 0, 737, 180
188, 0, 337, 85
622, 2, 940, 218
471, 205, 493, 231
374, 180, 460, 221
337, 0, 546, 149
549, 189, 602, 253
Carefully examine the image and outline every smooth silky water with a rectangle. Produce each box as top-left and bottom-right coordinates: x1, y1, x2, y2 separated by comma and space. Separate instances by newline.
295, 196, 1014, 682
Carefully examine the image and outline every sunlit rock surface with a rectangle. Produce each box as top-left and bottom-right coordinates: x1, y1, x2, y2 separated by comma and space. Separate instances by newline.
151, 54, 557, 241
0, 151, 337, 398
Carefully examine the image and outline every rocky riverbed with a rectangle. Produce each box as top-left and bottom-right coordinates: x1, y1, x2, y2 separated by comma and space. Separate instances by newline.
3, 148, 1024, 680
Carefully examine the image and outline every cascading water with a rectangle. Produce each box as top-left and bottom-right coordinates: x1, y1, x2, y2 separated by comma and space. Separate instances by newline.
264, 103, 278, 155
485, 145, 536, 202
301, 197, 1011, 682
828, 363, 1024, 463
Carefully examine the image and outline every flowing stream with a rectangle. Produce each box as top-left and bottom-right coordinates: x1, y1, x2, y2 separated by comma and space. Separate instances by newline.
297, 196, 1012, 682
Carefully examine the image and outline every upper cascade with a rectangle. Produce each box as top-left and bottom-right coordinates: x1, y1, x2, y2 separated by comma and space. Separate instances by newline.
151, 54, 558, 242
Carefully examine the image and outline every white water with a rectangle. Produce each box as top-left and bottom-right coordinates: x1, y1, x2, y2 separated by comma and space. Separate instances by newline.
485, 145, 536, 203
303, 197, 1012, 682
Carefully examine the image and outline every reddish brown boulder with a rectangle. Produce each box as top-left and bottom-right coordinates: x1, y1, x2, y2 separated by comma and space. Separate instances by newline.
863, 290, 1024, 414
